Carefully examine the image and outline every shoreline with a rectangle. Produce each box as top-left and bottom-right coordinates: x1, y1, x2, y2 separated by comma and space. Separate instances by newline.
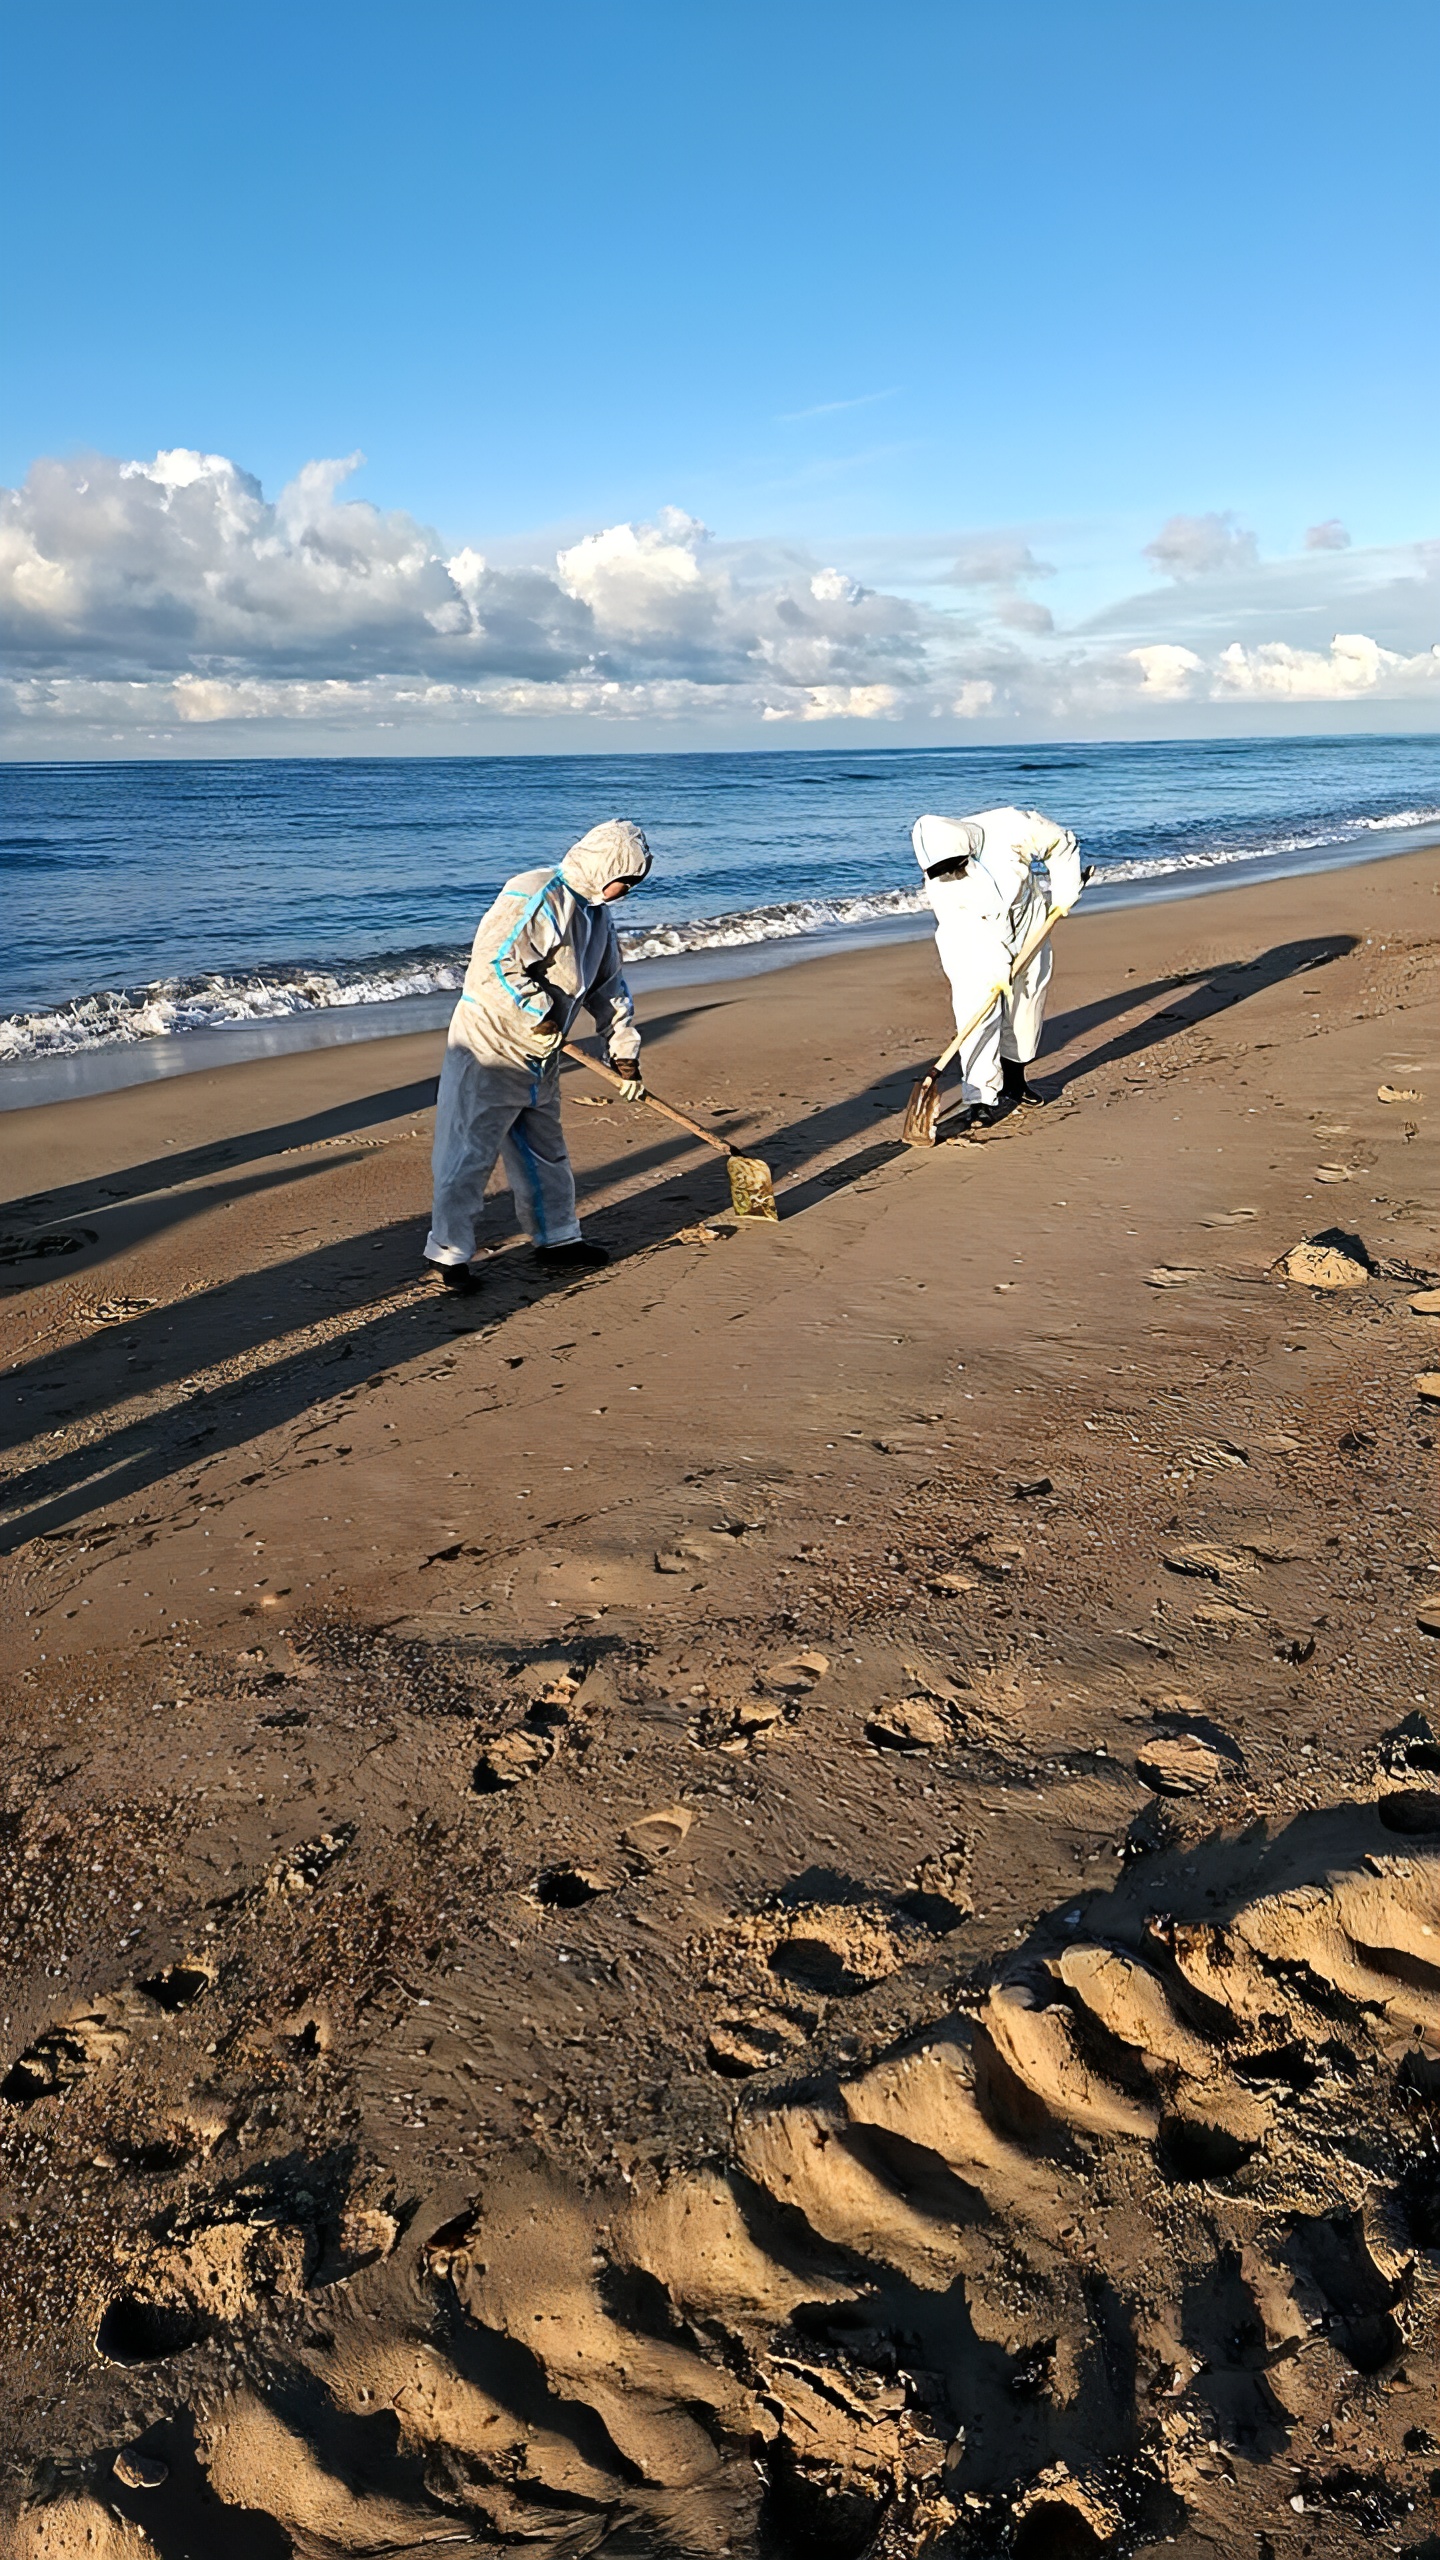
2, 824, 1436, 1114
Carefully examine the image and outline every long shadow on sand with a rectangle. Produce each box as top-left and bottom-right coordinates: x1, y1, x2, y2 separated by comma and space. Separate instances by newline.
0, 1000, 734, 1277
0, 935, 1353, 1546
1037, 931, 1356, 1096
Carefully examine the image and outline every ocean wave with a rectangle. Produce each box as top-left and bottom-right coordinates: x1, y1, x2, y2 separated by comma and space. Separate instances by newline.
1, 805, 1435, 1063
0, 957, 470, 1063
618, 885, 927, 961
1104, 805, 1440, 881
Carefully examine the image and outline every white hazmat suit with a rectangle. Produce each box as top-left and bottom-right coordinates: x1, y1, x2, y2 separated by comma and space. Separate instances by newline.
425, 820, 651, 1268
911, 806, 1083, 1108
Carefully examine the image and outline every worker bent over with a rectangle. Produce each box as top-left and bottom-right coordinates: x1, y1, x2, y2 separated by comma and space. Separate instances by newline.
424, 820, 652, 1293
912, 806, 1084, 1131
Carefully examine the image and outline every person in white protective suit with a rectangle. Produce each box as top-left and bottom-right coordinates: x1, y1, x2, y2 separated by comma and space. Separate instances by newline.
424, 819, 653, 1292
911, 806, 1084, 1130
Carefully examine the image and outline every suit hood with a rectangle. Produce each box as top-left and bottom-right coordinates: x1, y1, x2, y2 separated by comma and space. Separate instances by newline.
559, 820, 653, 903
912, 814, 985, 876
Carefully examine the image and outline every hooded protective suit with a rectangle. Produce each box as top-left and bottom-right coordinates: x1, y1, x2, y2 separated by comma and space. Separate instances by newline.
425, 820, 652, 1266
911, 806, 1082, 1106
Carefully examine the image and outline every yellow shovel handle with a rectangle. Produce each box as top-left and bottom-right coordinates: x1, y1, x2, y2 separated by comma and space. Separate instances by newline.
928, 896, 1076, 1073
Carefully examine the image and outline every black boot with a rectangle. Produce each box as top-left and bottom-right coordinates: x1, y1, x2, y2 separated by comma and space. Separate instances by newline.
956, 1101, 1001, 1134
1001, 1057, 1047, 1107
535, 1240, 610, 1271
437, 1261, 484, 1294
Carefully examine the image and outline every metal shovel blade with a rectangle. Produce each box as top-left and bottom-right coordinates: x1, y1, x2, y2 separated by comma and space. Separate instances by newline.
727, 1154, 779, 1221
901, 1070, 943, 1147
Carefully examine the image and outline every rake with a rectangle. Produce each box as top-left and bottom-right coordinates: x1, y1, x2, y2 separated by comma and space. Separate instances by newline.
901, 891, 1083, 1146
563, 1044, 779, 1220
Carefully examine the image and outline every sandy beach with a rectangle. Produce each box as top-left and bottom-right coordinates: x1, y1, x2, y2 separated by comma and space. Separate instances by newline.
2, 847, 1438, 2555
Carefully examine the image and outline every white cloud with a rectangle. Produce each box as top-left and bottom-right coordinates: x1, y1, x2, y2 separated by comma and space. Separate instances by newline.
762, 684, 900, 722
951, 681, 997, 717
1130, 644, 1204, 699
1144, 511, 1259, 579
556, 508, 711, 635
945, 536, 1054, 587
1, 445, 1436, 746
1214, 632, 1440, 699
1305, 518, 1351, 551
994, 595, 1054, 634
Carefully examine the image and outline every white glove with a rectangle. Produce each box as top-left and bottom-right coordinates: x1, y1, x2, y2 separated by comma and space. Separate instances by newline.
530, 1024, 563, 1060
610, 1057, 645, 1101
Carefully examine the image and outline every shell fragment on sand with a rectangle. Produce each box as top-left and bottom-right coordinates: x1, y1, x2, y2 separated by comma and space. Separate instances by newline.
1378, 1084, 1420, 1103
1415, 1373, 1440, 1404
1411, 1290, 1440, 1315
1146, 1265, 1203, 1288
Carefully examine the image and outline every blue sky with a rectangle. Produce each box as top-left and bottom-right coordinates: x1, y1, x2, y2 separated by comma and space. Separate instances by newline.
3, 0, 1437, 752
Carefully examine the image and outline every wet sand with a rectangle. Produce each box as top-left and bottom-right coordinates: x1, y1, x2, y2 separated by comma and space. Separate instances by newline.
1, 849, 1438, 2556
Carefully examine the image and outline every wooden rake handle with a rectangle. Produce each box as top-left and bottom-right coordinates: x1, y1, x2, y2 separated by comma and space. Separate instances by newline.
562, 1043, 735, 1161
927, 894, 1079, 1075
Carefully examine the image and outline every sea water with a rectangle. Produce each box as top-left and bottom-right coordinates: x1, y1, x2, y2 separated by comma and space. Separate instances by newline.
0, 733, 1435, 1102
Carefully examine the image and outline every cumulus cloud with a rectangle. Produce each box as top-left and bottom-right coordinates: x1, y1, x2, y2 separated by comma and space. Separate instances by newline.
1305, 518, 1351, 551
1144, 511, 1259, 579
1214, 632, 1440, 698
1130, 644, 1204, 700
1, 445, 1436, 745
945, 535, 1055, 588
994, 595, 1055, 634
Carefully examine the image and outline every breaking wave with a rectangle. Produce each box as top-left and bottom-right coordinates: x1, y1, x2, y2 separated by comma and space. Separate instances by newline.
1, 806, 1436, 1064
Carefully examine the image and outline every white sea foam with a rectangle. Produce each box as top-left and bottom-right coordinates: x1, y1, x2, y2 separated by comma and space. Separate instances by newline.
0, 958, 470, 1063
1, 807, 1435, 1064
618, 884, 927, 962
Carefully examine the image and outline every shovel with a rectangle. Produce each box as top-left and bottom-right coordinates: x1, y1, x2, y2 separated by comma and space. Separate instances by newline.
563, 1043, 779, 1221
901, 890, 1083, 1146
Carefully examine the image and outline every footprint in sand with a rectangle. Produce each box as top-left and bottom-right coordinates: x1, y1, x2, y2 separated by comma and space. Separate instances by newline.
473, 1729, 553, 1792
136, 1962, 213, 2013
701, 1656, 829, 1752
533, 1865, 611, 1908
1, 2009, 130, 2105
900, 1842, 974, 1930
622, 1806, 695, 1868
93, 1788, 1440, 2555
706, 2004, 813, 2077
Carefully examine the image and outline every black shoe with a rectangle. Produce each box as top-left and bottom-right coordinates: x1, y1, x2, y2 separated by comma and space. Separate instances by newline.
534, 1241, 610, 1271
437, 1261, 483, 1294
956, 1102, 1001, 1134
1000, 1059, 1047, 1106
